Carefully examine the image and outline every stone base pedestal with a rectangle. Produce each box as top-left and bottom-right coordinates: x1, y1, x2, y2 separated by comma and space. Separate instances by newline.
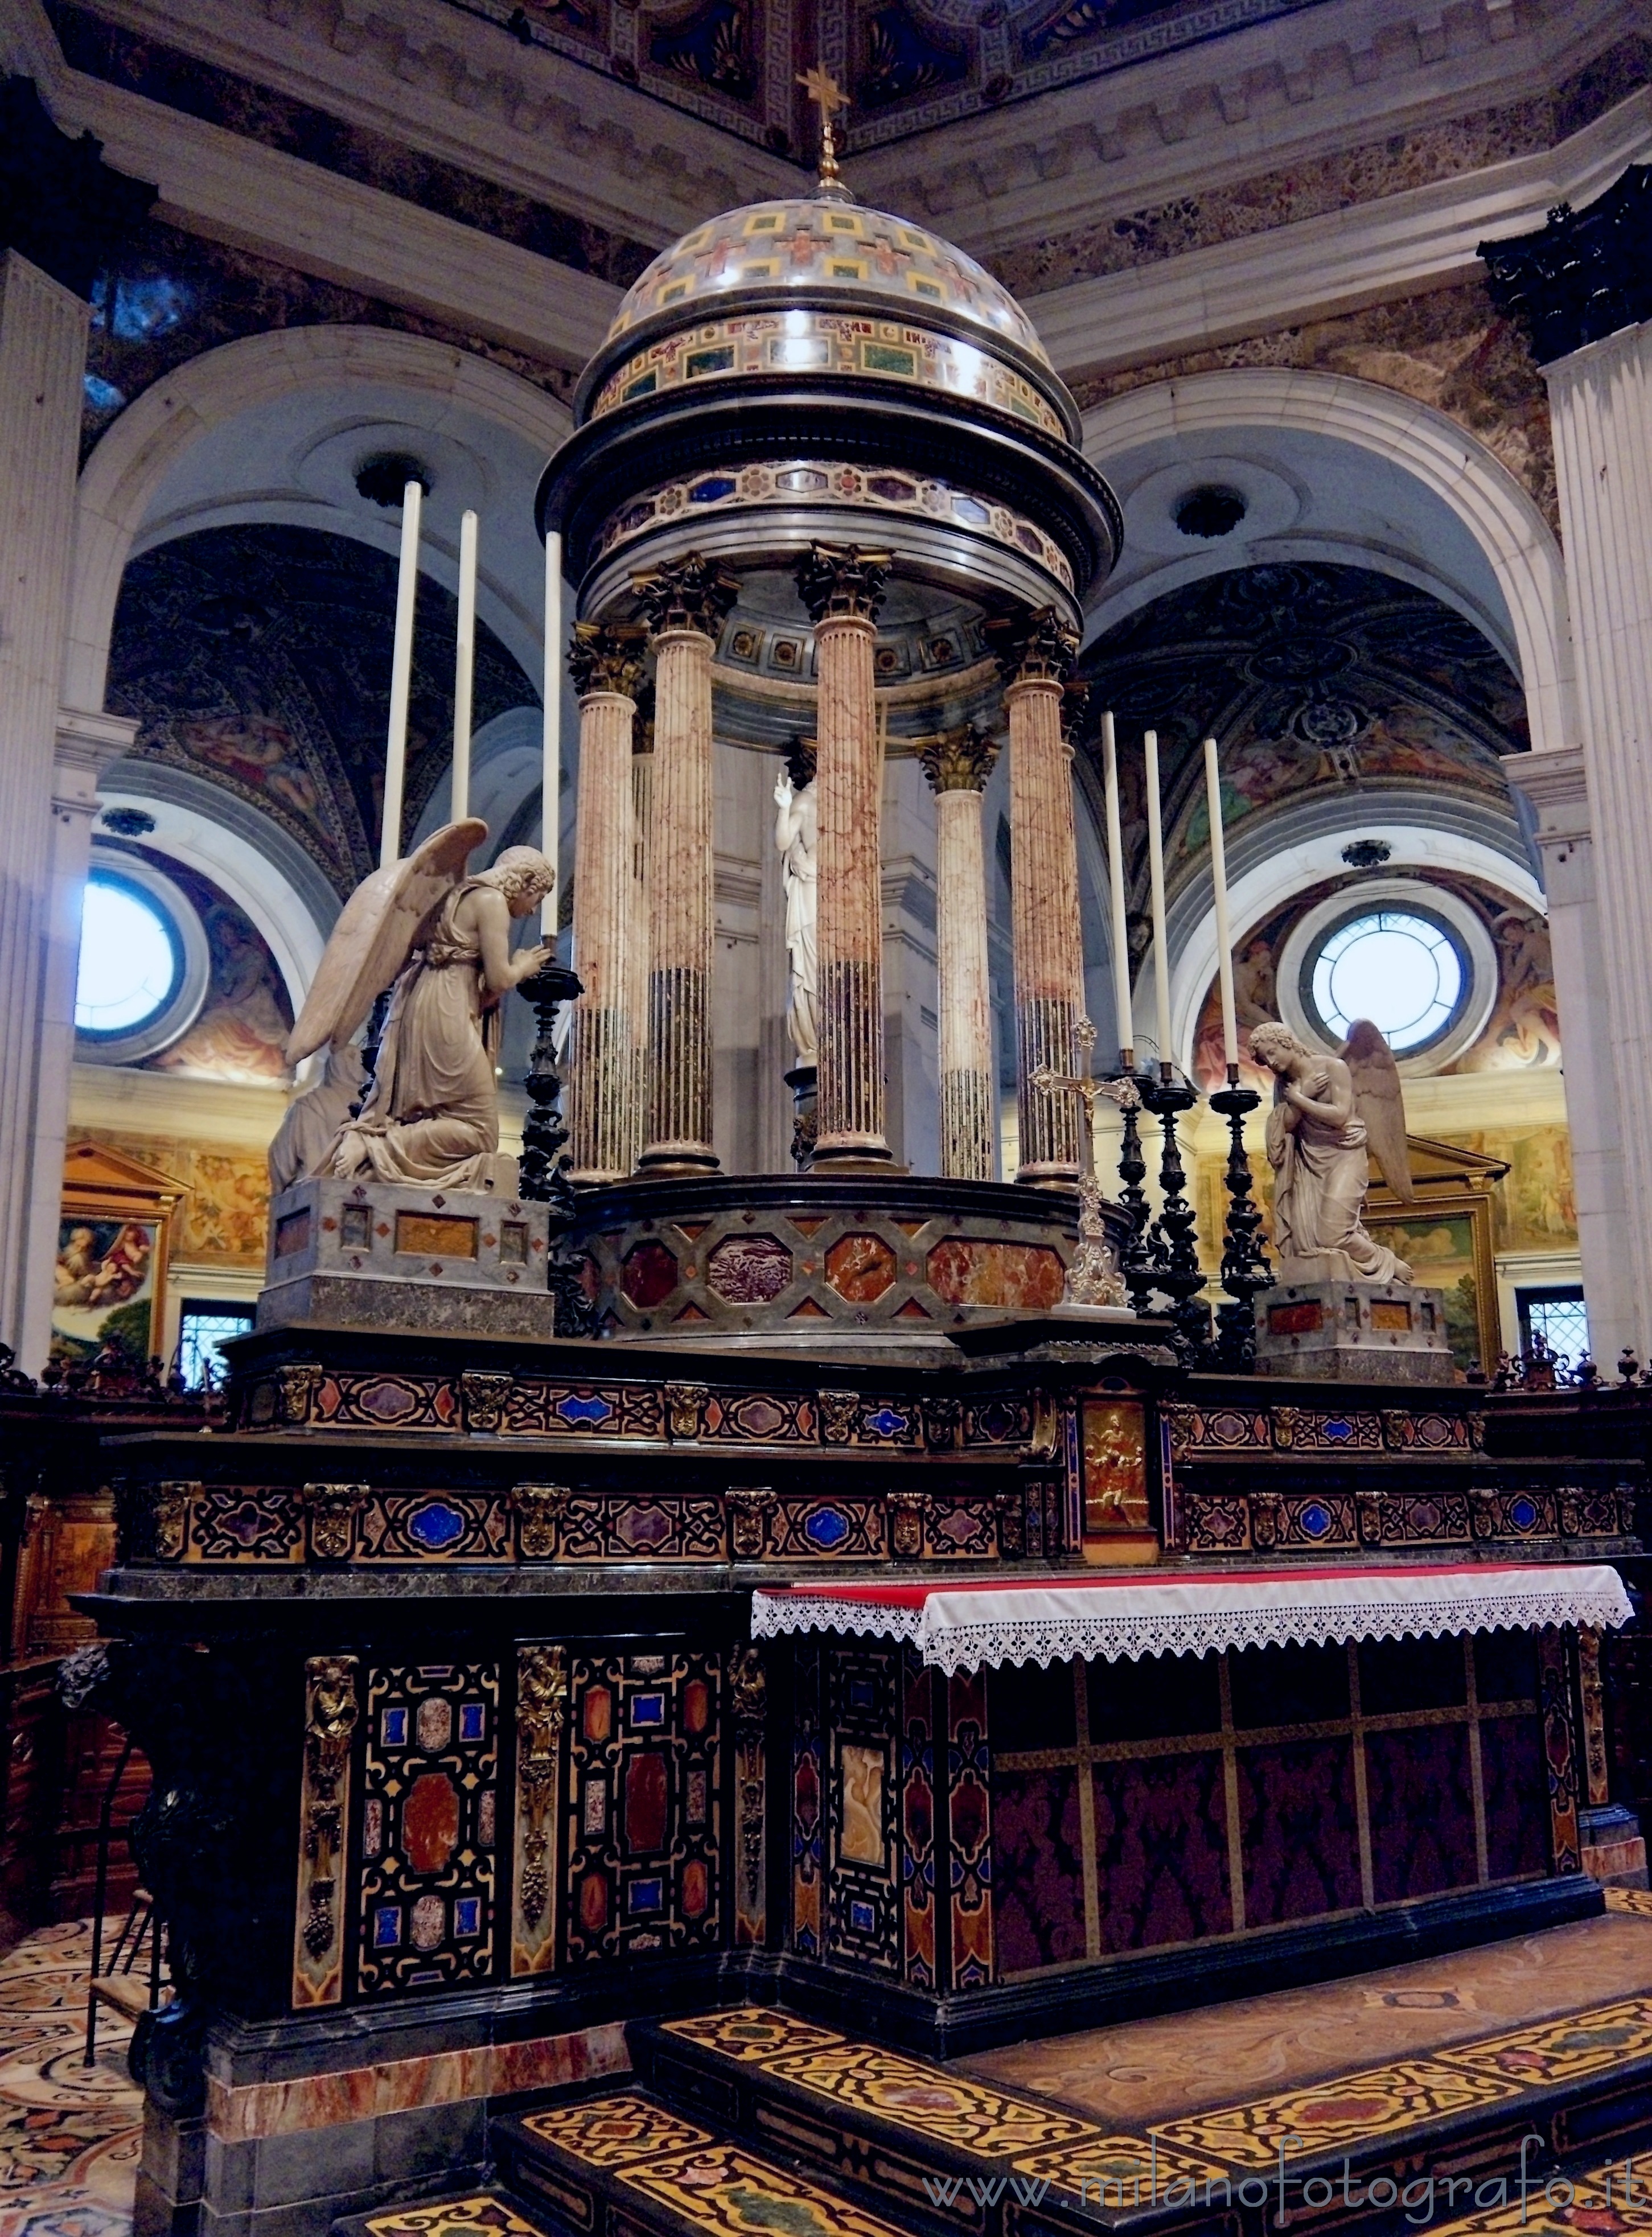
1254, 1280, 1453, 1383
1581, 1802, 1650, 1888
258, 1178, 556, 1338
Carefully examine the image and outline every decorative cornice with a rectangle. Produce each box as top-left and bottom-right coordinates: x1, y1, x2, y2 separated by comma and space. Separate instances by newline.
632, 552, 740, 640
0, 74, 153, 298
919, 723, 999, 796
795, 543, 890, 627
1480, 161, 1652, 363
566, 620, 646, 701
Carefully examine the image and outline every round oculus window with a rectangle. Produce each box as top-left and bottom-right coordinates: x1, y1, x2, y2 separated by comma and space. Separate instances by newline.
1304, 907, 1466, 1053
75, 870, 183, 1037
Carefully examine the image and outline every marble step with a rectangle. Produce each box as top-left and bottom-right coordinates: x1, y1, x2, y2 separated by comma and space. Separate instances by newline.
628, 1998, 1652, 2237
492, 2084, 935, 2237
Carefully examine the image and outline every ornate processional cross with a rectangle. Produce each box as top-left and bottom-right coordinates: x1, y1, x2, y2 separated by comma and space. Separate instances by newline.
1032, 1018, 1140, 1309
797, 66, 848, 194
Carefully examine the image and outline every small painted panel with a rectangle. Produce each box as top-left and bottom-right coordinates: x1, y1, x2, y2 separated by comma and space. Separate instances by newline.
926, 1239, 1065, 1309
1080, 1398, 1150, 1536
706, 1234, 793, 1302
356, 1661, 499, 1995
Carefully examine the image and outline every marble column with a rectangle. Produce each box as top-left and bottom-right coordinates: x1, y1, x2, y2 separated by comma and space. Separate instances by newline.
632, 555, 738, 1175
920, 725, 999, 1182
565, 623, 645, 1184
999, 610, 1084, 1187
796, 544, 892, 1167
627, 708, 654, 1175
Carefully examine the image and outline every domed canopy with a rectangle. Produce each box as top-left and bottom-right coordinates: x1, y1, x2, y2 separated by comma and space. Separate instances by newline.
605, 197, 1050, 368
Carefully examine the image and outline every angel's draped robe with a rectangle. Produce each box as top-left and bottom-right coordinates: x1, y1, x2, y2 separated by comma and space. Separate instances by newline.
332, 880, 507, 1190
1264, 1064, 1411, 1284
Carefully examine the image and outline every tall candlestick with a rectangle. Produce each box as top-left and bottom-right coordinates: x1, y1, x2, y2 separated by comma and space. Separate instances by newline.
1203, 733, 1238, 1069
1100, 710, 1133, 1068
451, 507, 478, 823
381, 477, 422, 867
542, 529, 562, 939
1143, 729, 1173, 1073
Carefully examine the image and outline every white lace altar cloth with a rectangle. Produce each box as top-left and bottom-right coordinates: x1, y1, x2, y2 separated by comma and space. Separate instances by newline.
750, 1562, 1632, 1675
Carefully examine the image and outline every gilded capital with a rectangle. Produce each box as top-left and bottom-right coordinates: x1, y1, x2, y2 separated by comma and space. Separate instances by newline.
796, 542, 891, 626
920, 723, 1000, 796
632, 552, 741, 640
986, 605, 1080, 688
567, 620, 647, 700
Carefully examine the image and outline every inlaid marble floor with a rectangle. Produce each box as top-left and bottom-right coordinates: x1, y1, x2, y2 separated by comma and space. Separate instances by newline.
965, 1894, 1652, 2128
0, 1920, 143, 2237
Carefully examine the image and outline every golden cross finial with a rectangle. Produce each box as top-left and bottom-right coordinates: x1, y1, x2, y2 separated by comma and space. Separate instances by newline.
797, 65, 849, 197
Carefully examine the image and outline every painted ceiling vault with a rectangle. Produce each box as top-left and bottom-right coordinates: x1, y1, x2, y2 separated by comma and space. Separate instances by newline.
429, 0, 1333, 155
1075, 561, 1530, 906
107, 525, 541, 895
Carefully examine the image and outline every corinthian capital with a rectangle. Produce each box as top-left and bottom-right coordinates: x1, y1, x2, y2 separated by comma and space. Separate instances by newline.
796, 542, 891, 625
567, 620, 647, 700
632, 553, 741, 639
986, 606, 1080, 688
919, 724, 1000, 796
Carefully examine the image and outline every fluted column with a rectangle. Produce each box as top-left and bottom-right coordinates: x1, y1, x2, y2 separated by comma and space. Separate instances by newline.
632, 555, 738, 1174
921, 725, 1000, 1181
997, 611, 1083, 1186
627, 706, 654, 1174
797, 544, 892, 1167
565, 623, 645, 1183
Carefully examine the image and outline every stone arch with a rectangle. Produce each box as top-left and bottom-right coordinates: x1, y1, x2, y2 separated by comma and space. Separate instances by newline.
65, 326, 573, 717
1080, 369, 1576, 758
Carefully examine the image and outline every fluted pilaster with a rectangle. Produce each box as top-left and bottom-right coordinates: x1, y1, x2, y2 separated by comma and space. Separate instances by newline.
921, 725, 999, 1182
565, 623, 644, 1183
995, 609, 1083, 1186
798, 544, 891, 1167
1547, 319, 1652, 1353
633, 555, 738, 1173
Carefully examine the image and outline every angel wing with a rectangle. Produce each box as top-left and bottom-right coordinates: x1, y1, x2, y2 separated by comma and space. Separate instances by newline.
1341, 1018, 1414, 1201
285, 820, 488, 1066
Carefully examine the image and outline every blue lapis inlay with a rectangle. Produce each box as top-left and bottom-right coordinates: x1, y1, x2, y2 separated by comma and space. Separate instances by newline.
407, 1501, 465, 1550
804, 1506, 850, 1549
559, 1393, 613, 1425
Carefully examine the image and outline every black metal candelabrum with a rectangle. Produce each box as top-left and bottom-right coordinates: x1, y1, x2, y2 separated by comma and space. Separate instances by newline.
1209, 1064, 1274, 1370
1143, 1067, 1211, 1364
1112, 1060, 1158, 1315
515, 961, 594, 1335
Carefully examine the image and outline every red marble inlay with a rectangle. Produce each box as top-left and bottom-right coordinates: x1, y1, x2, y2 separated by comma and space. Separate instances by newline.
624, 1752, 669, 1853
707, 1233, 793, 1302
826, 1232, 897, 1302
927, 1239, 1065, 1309
402, 1772, 460, 1875
620, 1239, 677, 1307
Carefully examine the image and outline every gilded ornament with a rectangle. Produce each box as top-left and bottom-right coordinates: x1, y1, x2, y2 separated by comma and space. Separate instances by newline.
665, 1381, 709, 1440
460, 1371, 513, 1434
510, 1483, 567, 1560
726, 1487, 775, 1559
300, 1482, 369, 1564
516, 1645, 568, 1930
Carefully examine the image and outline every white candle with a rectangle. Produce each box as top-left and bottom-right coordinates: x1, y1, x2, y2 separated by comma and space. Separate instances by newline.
381, 477, 422, 868
451, 507, 478, 823
1100, 710, 1133, 1068
1143, 729, 1173, 1072
541, 529, 563, 940
1203, 733, 1238, 1070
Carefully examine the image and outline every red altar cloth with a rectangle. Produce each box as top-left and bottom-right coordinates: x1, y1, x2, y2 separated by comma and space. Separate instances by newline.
750, 1561, 1632, 1673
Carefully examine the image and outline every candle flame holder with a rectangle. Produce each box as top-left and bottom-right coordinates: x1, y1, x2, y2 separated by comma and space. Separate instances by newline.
1210, 1062, 1274, 1370
1142, 1065, 1211, 1364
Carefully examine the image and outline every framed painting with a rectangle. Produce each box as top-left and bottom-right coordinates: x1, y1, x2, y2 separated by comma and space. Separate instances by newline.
52, 1141, 187, 1370
1366, 1136, 1505, 1373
